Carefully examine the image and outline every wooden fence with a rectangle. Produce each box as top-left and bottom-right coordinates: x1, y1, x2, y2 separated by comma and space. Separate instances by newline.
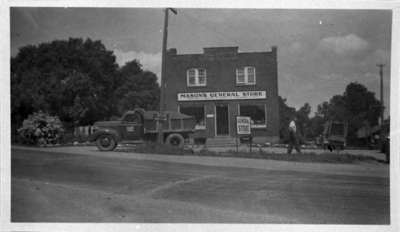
73, 126, 95, 141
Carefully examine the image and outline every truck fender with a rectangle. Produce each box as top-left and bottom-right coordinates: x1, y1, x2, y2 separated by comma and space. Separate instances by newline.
88, 129, 121, 142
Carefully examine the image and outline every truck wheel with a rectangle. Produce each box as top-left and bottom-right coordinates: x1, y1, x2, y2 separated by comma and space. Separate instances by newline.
165, 133, 184, 148
96, 134, 117, 151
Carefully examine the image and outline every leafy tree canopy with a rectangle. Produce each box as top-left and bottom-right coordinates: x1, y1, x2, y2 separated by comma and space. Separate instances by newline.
115, 69, 160, 114
11, 38, 160, 130
280, 82, 382, 145
278, 96, 296, 140
12, 38, 119, 126
313, 82, 382, 144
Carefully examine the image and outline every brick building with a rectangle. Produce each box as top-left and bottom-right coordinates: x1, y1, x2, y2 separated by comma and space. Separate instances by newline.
164, 46, 280, 144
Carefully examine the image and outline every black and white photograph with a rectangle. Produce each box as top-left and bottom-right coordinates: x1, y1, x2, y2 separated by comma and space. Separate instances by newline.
1, 1, 399, 231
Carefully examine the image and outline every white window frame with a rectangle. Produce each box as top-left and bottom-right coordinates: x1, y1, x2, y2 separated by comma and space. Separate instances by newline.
236, 66, 256, 85
187, 68, 207, 87
238, 104, 266, 128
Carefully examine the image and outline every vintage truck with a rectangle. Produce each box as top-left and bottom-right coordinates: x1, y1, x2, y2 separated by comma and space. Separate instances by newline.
322, 120, 348, 151
89, 109, 196, 151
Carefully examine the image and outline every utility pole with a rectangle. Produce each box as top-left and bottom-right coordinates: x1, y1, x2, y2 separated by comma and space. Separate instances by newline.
158, 8, 177, 144
377, 64, 385, 125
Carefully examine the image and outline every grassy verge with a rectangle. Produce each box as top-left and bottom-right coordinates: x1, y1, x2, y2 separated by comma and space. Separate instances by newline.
128, 143, 187, 155
117, 143, 382, 164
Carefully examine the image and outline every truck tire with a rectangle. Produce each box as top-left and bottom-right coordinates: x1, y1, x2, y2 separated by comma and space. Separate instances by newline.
165, 133, 184, 148
96, 134, 117, 151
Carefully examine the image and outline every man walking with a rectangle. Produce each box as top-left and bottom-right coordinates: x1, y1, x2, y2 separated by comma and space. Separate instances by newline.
287, 116, 301, 154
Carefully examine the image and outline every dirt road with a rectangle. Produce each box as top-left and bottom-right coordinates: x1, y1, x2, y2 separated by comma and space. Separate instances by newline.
11, 147, 389, 223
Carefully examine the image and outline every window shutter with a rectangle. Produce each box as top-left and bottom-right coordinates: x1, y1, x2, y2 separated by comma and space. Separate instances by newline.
247, 67, 256, 84
187, 69, 196, 86
198, 69, 206, 85
236, 68, 245, 84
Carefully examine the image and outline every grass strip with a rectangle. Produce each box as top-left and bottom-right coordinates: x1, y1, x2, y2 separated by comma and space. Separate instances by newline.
118, 143, 382, 164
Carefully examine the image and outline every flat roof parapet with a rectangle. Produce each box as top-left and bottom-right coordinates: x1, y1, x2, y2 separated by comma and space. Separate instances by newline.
167, 46, 277, 56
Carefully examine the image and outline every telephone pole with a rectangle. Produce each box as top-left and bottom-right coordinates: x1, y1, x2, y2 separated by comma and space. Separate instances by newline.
158, 8, 177, 144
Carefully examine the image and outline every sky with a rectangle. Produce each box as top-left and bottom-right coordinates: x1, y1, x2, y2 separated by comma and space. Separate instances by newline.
10, 7, 392, 116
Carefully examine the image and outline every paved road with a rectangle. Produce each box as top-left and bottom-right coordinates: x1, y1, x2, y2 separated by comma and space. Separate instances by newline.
11, 147, 389, 224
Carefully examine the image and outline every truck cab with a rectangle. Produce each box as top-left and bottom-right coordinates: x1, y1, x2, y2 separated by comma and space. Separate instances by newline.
120, 111, 144, 140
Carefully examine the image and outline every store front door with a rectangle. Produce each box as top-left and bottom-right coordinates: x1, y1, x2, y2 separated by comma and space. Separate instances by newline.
216, 105, 229, 136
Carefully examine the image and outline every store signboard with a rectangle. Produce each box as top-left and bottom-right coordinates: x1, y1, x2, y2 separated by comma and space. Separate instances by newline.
177, 91, 266, 101
236, 116, 251, 135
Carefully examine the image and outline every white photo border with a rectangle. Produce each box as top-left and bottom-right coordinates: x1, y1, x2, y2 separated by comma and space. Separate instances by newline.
1, 1, 399, 232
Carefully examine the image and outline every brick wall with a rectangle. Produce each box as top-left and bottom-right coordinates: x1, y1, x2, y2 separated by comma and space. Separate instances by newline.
164, 47, 279, 143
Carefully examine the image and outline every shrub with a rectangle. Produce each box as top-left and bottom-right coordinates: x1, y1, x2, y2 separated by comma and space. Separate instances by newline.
17, 111, 64, 146
60, 132, 78, 144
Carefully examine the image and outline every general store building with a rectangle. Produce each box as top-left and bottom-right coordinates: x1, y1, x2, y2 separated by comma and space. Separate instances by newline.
164, 46, 280, 144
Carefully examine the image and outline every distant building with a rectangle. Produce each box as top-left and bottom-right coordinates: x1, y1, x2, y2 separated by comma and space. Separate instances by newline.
164, 46, 280, 144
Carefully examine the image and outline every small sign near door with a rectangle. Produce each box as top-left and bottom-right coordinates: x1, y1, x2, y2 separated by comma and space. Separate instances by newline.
236, 116, 251, 135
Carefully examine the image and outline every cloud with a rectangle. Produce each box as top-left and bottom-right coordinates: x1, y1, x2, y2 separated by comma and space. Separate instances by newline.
368, 49, 390, 64
18, 9, 40, 29
363, 72, 378, 81
113, 49, 162, 82
318, 34, 369, 56
320, 73, 345, 81
287, 41, 304, 54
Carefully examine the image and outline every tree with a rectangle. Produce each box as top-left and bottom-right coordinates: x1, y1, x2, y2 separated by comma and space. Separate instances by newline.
342, 82, 382, 143
11, 38, 119, 129
278, 96, 296, 141
328, 95, 347, 121
115, 61, 160, 114
343, 82, 381, 123
296, 103, 311, 139
309, 115, 325, 139
316, 101, 329, 120
279, 98, 315, 142
120, 59, 143, 77
307, 101, 331, 139
12, 38, 162, 134
308, 82, 382, 145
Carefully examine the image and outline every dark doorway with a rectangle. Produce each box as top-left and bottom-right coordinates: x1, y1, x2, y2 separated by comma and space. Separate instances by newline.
216, 105, 229, 136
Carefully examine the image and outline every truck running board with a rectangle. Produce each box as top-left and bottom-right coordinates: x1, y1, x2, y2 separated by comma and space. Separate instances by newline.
120, 140, 145, 144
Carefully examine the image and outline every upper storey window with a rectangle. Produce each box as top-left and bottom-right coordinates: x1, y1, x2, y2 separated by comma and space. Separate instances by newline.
187, 68, 207, 87
236, 66, 256, 85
